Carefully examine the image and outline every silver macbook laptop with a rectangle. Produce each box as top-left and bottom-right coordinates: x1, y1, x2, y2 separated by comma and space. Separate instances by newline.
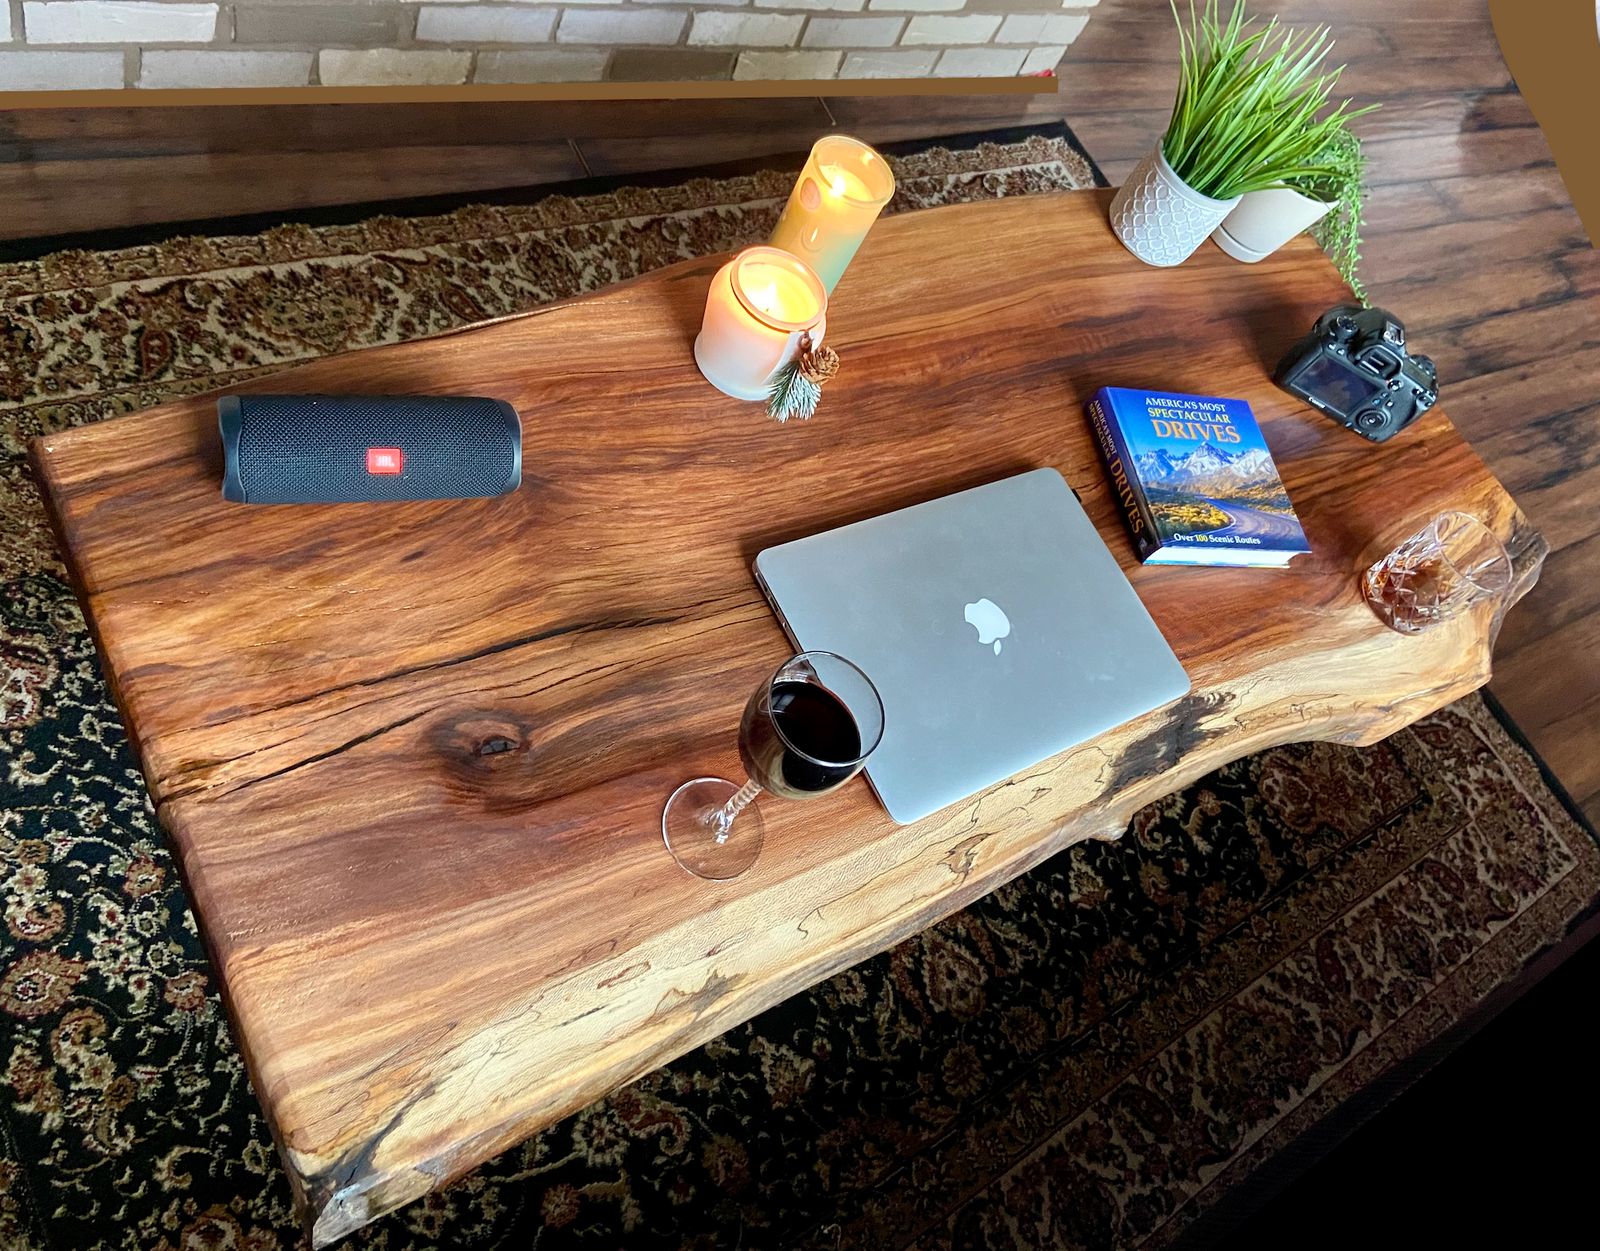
753, 467, 1191, 824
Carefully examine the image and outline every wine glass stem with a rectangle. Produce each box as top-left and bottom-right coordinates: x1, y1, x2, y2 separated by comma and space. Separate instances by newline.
711, 778, 763, 842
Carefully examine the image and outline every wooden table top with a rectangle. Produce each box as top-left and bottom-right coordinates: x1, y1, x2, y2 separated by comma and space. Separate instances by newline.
30, 189, 1541, 1246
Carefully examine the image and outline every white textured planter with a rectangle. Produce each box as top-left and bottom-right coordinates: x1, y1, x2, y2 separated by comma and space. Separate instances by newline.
1212, 186, 1335, 263
1110, 146, 1241, 268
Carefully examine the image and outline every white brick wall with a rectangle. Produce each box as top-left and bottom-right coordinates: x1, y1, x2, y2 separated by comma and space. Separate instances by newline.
1020, 43, 1065, 74
935, 44, 1023, 74
476, 47, 606, 79
997, 13, 1087, 45
24, 2, 218, 44
556, 7, 686, 44
140, 49, 311, 87
802, 16, 902, 46
732, 48, 839, 77
417, 6, 559, 44
320, 47, 471, 85
687, 11, 803, 46
840, 47, 935, 76
755, 0, 865, 9
2, 0, 1095, 90
0, 48, 124, 88
901, 13, 1002, 44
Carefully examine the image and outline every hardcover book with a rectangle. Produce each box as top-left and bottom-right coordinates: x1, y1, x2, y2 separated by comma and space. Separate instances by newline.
1085, 387, 1311, 567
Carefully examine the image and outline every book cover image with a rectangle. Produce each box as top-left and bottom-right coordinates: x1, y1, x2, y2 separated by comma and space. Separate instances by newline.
1086, 387, 1310, 566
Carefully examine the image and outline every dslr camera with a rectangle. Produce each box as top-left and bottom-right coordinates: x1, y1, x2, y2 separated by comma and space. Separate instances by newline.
1274, 305, 1438, 443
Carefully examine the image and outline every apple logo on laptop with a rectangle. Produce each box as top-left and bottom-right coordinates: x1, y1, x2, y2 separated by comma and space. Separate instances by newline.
964, 598, 1011, 655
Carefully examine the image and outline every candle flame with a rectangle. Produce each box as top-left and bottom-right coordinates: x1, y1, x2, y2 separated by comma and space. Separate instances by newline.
751, 282, 778, 315
818, 158, 879, 207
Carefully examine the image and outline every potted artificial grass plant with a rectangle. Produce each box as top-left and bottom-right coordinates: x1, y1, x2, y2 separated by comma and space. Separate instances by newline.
1210, 183, 1334, 264
1213, 123, 1369, 272
1111, 0, 1367, 268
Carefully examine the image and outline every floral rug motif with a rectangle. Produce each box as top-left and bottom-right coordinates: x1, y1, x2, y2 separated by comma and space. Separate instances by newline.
2, 129, 1597, 1251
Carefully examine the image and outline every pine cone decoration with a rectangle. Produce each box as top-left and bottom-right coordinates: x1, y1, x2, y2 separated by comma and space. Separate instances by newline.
765, 333, 840, 423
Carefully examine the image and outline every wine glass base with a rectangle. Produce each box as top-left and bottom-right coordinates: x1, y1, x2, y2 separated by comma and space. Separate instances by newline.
663, 777, 766, 881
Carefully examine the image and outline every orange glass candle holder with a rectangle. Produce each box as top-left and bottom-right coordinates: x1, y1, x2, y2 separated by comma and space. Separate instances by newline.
768, 135, 895, 294
694, 246, 828, 402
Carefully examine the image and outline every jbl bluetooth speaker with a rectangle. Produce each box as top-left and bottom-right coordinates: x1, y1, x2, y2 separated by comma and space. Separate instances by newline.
218, 394, 521, 504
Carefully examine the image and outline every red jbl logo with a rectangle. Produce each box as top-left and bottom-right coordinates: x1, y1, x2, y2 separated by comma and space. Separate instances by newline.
366, 448, 403, 474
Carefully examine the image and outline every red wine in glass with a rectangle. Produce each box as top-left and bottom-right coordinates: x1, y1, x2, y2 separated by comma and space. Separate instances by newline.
663, 652, 884, 880
739, 680, 863, 798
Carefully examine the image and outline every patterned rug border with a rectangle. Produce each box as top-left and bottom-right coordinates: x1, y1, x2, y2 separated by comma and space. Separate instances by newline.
1163, 880, 1600, 1251
798, 694, 1600, 1251
0, 122, 1109, 272
1156, 692, 1600, 1250
0, 129, 1100, 299
797, 727, 1454, 1249
1147, 695, 1600, 1249
0, 129, 1099, 449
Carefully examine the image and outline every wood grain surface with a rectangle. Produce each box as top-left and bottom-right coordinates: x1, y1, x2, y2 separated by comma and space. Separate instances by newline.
1057, 0, 1600, 828
30, 190, 1542, 1246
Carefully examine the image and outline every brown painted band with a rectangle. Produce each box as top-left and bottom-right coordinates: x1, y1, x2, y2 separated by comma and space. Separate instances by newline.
0, 76, 1057, 110
1487, 0, 1599, 246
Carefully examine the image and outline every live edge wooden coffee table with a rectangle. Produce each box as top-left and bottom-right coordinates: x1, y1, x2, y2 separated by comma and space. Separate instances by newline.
31, 191, 1542, 1245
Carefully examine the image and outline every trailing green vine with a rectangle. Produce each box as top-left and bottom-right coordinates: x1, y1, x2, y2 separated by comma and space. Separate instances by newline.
1291, 126, 1372, 304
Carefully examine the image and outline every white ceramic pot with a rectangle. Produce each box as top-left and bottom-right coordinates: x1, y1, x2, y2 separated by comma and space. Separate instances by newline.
1110, 146, 1242, 267
1212, 186, 1335, 263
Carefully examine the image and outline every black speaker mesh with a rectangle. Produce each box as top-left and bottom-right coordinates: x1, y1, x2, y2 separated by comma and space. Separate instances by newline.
223, 395, 520, 504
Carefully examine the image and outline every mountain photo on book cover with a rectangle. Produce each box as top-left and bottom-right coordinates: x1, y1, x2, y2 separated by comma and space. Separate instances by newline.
1125, 413, 1303, 547
1084, 387, 1309, 567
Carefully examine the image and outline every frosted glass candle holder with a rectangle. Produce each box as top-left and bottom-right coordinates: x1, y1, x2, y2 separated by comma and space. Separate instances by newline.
768, 135, 895, 294
694, 247, 828, 402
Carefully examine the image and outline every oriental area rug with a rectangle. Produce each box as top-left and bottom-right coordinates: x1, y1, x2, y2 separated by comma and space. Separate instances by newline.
2, 127, 1598, 1251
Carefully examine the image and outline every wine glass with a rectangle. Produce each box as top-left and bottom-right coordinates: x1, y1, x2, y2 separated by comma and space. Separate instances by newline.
663, 651, 885, 881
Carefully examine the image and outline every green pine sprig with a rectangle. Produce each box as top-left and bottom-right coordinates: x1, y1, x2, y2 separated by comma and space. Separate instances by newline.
766, 357, 823, 422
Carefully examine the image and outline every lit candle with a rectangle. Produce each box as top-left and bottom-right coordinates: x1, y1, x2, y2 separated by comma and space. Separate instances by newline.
768, 135, 895, 295
694, 246, 828, 402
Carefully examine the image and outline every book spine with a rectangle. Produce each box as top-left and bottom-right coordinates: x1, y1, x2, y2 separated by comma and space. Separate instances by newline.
1086, 393, 1160, 561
